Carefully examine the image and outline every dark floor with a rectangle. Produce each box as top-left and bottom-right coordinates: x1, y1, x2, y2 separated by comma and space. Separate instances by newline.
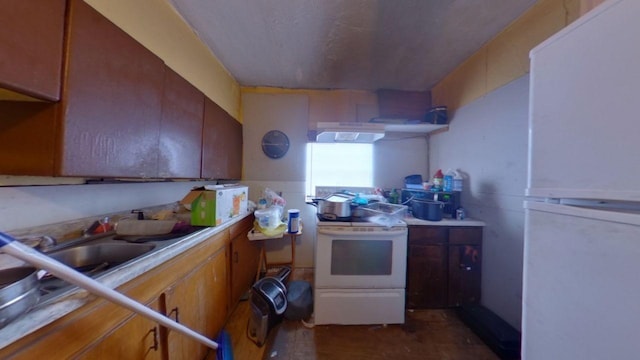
219, 268, 499, 360
264, 309, 499, 360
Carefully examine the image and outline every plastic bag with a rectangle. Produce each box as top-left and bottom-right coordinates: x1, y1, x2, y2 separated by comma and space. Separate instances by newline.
264, 188, 286, 207
253, 188, 288, 236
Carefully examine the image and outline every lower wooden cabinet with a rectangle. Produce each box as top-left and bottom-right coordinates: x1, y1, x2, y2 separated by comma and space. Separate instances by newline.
229, 215, 261, 307
0, 230, 231, 359
406, 227, 448, 308
75, 298, 164, 359
407, 226, 483, 309
165, 248, 227, 359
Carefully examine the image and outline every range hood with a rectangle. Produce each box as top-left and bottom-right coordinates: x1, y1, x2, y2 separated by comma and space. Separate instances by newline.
315, 122, 385, 143
315, 121, 448, 143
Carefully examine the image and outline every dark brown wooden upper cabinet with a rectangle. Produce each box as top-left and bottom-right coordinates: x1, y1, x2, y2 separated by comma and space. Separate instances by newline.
0, 101, 58, 175
225, 114, 243, 180
57, 0, 164, 177
0, 1, 66, 101
158, 67, 204, 179
202, 98, 242, 180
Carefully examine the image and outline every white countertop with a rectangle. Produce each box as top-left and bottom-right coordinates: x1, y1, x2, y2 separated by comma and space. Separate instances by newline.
403, 216, 485, 227
0, 213, 251, 349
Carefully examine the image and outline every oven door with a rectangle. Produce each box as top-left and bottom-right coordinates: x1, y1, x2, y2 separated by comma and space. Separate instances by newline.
315, 226, 407, 289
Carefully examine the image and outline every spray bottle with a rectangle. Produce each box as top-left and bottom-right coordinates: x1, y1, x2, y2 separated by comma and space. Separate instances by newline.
432, 169, 444, 191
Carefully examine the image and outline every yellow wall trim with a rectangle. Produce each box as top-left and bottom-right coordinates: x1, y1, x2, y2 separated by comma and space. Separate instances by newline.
431, 0, 584, 112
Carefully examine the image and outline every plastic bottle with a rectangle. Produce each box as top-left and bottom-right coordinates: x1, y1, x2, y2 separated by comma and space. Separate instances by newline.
432, 169, 444, 191
453, 171, 463, 192
443, 169, 454, 192
94, 216, 112, 233
287, 209, 300, 233
257, 198, 268, 210
389, 189, 400, 204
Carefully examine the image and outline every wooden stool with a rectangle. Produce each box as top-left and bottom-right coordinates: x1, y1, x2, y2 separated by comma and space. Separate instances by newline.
248, 227, 301, 281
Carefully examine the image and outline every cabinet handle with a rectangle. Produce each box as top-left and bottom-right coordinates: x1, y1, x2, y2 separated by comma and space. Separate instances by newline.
169, 307, 180, 323
148, 326, 158, 351
459, 264, 472, 271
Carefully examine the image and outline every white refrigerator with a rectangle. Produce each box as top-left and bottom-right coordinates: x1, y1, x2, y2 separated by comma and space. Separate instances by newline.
523, 0, 640, 359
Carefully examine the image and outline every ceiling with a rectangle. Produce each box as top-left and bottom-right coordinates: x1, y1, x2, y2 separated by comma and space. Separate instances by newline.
167, 0, 537, 92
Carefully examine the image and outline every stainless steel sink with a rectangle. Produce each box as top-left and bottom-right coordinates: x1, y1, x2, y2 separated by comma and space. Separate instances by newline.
38, 242, 157, 299
46, 242, 156, 272
36, 228, 204, 303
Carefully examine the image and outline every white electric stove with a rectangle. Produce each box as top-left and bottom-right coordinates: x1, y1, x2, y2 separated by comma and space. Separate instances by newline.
314, 216, 408, 325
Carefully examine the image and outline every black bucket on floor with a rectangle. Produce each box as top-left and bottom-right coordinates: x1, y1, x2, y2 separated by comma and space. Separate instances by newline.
284, 280, 313, 321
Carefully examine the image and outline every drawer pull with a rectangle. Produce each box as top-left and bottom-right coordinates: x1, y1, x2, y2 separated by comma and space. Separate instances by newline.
169, 307, 180, 323
148, 326, 158, 351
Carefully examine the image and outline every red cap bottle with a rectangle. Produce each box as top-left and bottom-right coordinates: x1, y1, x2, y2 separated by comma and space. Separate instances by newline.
433, 169, 444, 191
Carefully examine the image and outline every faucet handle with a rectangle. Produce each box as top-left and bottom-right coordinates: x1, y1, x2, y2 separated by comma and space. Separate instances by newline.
131, 209, 144, 220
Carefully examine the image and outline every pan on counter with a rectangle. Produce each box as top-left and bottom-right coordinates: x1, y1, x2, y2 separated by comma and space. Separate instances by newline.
0, 266, 40, 329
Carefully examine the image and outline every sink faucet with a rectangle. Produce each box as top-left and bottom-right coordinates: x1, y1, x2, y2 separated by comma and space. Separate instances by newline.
17, 235, 57, 252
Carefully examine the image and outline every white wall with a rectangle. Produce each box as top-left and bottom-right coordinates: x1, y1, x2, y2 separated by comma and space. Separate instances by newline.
0, 181, 215, 233
374, 136, 429, 189
429, 75, 529, 330
242, 93, 313, 266
242, 92, 431, 267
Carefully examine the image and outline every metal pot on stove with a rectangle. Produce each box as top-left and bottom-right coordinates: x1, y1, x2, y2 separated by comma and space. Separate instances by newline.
411, 199, 445, 221
307, 193, 353, 221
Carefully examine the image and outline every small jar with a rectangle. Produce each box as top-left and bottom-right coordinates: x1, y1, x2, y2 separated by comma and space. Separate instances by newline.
287, 209, 300, 233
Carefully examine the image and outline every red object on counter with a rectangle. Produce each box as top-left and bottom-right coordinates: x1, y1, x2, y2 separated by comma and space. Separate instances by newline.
94, 217, 112, 233
433, 169, 444, 191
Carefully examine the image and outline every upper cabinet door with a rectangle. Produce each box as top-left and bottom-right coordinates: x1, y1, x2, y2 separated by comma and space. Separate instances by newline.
202, 99, 242, 180
0, 0, 66, 101
58, 0, 164, 178
159, 67, 204, 179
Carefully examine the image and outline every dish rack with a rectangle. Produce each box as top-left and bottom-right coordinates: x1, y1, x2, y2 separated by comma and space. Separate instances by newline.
361, 202, 408, 227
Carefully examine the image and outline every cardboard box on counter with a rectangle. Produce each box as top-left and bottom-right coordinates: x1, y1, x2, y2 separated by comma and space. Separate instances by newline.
181, 185, 248, 226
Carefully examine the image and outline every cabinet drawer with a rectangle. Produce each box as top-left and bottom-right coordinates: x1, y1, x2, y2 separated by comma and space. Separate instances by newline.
229, 215, 254, 239
449, 227, 482, 245
408, 226, 447, 245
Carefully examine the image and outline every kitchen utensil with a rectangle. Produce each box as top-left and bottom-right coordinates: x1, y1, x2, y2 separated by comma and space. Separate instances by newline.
411, 199, 444, 221
0, 232, 218, 350
307, 193, 353, 221
0, 267, 40, 329
402, 189, 461, 218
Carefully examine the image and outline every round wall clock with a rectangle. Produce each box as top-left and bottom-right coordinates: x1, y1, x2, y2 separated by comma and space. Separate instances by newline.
261, 130, 290, 159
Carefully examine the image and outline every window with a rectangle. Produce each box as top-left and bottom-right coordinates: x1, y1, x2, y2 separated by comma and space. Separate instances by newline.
305, 143, 373, 196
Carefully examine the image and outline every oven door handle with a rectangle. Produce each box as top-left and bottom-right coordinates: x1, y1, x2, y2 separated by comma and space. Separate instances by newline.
317, 228, 407, 236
